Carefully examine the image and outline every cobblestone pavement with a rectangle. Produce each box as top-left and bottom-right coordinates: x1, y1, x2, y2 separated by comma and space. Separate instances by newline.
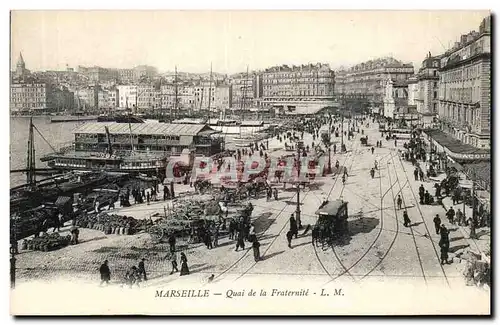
14, 120, 490, 303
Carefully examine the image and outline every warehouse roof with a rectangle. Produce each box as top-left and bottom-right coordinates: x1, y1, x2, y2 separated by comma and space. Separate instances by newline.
73, 122, 218, 136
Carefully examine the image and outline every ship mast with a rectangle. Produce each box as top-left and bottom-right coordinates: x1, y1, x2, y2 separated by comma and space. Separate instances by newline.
208, 62, 213, 123
172, 65, 178, 121
26, 117, 36, 186
240, 65, 249, 138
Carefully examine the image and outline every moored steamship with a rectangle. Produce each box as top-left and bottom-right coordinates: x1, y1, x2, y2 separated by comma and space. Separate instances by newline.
41, 122, 224, 175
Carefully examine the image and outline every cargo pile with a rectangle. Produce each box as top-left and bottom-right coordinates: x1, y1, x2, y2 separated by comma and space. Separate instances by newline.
76, 212, 150, 235
21, 233, 71, 252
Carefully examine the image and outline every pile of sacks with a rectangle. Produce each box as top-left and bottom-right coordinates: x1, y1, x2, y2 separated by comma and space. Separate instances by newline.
76, 212, 150, 235
22, 233, 71, 252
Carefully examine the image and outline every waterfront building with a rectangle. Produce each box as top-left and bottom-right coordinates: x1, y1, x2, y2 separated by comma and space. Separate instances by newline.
136, 84, 162, 111
117, 85, 138, 110
193, 81, 232, 112
231, 73, 260, 109
260, 63, 335, 114
437, 15, 491, 149
106, 87, 119, 109
10, 82, 54, 112
341, 57, 414, 108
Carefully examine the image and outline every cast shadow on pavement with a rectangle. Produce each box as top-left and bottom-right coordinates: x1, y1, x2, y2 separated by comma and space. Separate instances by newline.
331, 217, 380, 247
449, 244, 470, 253
291, 240, 312, 249
262, 250, 284, 260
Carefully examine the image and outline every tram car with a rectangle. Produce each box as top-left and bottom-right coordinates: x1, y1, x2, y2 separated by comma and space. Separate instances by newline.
314, 200, 349, 241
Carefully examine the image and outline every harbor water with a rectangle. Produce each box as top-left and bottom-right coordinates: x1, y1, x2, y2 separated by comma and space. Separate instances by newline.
9, 116, 274, 188
10, 116, 80, 188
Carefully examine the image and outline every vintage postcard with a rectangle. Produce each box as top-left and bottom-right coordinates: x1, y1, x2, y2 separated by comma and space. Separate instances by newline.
9, 10, 491, 315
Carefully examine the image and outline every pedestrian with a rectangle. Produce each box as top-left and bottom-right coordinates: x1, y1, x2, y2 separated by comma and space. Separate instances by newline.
235, 229, 245, 252
394, 139, 397, 147
229, 219, 236, 240
213, 227, 219, 248
163, 185, 169, 200
371, 147, 374, 154
440, 243, 449, 265
168, 233, 176, 254
424, 190, 432, 205
440, 225, 450, 245
419, 184, 425, 204
456, 208, 465, 226
146, 191, 150, 205
419, 169, 424, 181
138, 258, 147, 281
169, 253, 179, 275
273, 188, 278, 200
342, 174, 346, 185
252, 240, 261, 262
204, 230, 213, 249
414, 168, 419, 181
99, 260, 111, 286
446, 207, 456, 224
290, 215, 298, 239
433, 214, 441, 235
397, 195, 403, 210
180, 252, 189, 276
403, 209, 411, 227
370, 168, 375, 179
286, 230, 293, 248
125, 266, 140, 288
248, 223, 256, 243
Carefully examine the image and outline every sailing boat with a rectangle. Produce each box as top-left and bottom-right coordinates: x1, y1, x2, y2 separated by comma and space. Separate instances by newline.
232, 66, 255, 148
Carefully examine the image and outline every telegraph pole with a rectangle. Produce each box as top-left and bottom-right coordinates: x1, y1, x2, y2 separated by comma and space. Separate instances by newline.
469, 170, 477, 239
295, 142, 302, 229
327, 116, 332, 174
341, 92, 345, 152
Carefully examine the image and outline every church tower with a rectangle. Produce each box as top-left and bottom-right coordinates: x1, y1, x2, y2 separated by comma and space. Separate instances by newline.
15, 52, 26, 78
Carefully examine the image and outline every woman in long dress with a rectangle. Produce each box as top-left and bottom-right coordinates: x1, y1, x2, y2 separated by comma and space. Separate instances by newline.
180, 252, 190, 276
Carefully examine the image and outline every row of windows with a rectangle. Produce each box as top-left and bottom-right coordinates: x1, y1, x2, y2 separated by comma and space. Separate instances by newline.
264, 72, 332, 79
441, 65, 482, 82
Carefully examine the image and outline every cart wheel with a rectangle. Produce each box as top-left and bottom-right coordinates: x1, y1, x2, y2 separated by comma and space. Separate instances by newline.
149, 226, 164, 243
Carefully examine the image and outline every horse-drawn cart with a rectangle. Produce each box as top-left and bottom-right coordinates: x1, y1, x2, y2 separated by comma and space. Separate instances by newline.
313, 200, 349, 246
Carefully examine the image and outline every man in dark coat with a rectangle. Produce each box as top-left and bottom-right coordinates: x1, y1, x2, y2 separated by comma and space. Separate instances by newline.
252, 240, 261, 262
168, 234, 176, 254
290, 215, 298, 239
138, 258, 147, 281
414, 168, 419, 181
446, 207, 456, 224
403, 210, 411, 227
99, 260, 111, 286
235, 229, 245, 252
169, 253, 179, 275
419, 184, 425, 204
433, 214, 441, 235
286, 230, 293, 248
397, 195, 403, 210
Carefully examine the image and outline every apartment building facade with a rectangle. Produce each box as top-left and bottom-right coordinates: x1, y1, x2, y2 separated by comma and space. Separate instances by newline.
438, 15, 491, 149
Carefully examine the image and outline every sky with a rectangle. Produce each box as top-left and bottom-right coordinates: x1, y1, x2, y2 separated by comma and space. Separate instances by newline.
10, 10, 490, 74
